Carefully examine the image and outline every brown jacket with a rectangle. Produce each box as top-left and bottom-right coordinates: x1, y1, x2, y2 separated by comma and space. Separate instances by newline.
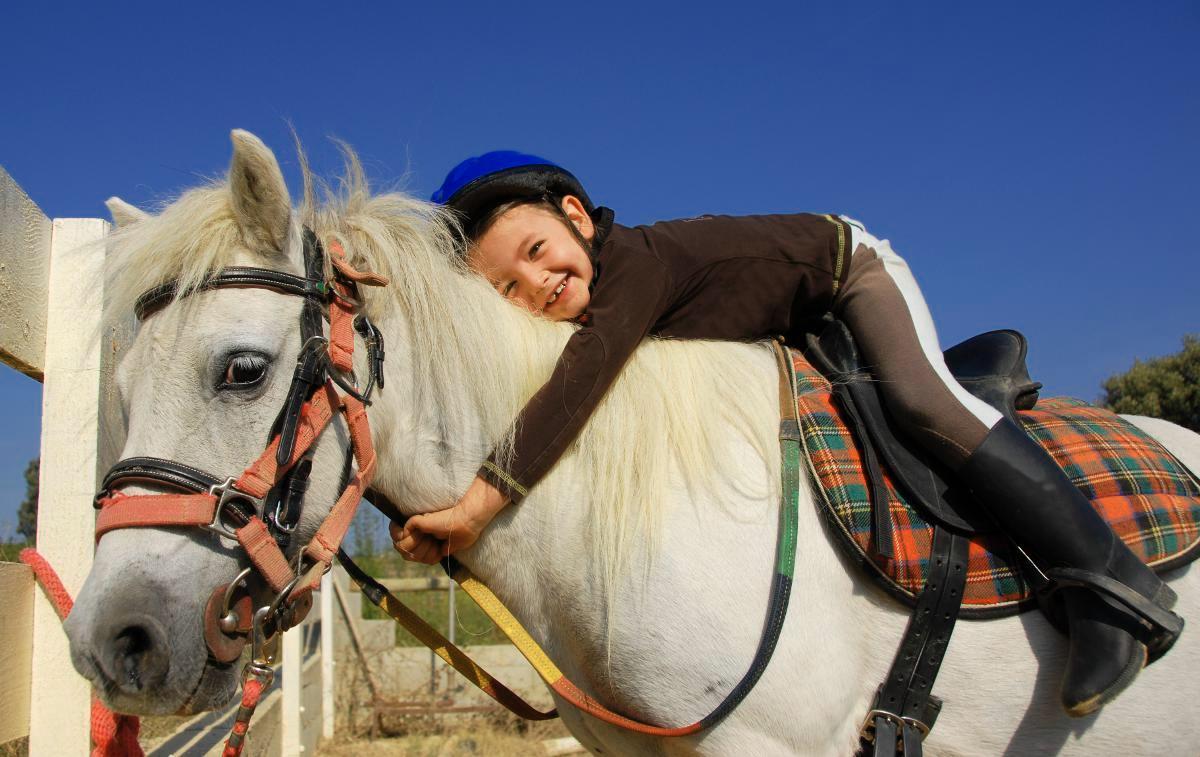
479, 209, 853, 502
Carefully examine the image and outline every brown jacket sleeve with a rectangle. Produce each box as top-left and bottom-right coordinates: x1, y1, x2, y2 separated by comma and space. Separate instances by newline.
479, 240, 673, 502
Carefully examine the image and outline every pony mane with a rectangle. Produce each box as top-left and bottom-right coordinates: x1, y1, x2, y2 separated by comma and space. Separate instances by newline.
299, 149, 781, 595
105, 143, 781, 599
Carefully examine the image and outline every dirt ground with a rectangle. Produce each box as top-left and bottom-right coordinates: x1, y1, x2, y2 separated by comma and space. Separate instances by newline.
316, 714, 580, 756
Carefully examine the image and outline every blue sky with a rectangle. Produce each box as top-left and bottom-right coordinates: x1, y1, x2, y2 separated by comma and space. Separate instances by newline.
1, 1, 1196, 531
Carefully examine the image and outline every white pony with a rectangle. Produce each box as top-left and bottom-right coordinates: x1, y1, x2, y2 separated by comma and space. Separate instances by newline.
64, 131, 1200, 755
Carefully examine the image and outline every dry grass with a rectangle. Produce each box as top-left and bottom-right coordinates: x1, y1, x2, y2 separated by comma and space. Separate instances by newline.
0, 737, 27, 757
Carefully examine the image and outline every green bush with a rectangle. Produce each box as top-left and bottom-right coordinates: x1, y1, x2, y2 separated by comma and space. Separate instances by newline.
1102, 335, 1200, 432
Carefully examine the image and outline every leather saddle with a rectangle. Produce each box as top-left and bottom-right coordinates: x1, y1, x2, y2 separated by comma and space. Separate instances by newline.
801, 317, 1042, 549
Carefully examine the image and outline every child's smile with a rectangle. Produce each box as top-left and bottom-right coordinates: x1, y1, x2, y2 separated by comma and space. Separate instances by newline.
469, 198, 596, 321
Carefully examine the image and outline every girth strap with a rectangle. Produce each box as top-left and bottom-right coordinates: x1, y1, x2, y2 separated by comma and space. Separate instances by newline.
860, 526, 969, 757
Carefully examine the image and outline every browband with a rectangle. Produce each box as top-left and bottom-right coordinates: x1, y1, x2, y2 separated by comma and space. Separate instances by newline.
135, 266, 330, 320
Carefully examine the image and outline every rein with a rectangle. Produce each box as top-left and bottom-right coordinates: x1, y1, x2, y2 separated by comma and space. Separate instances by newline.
94, 229, 387, 755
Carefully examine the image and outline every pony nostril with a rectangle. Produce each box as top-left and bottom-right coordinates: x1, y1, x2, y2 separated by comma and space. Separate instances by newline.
104, 620, 170, 694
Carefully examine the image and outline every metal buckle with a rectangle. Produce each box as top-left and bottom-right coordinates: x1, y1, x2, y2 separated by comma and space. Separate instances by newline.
901, 716, 930, 738
859, 709, 901, 744
205, 478, 266, 539
859, 709, 930, 746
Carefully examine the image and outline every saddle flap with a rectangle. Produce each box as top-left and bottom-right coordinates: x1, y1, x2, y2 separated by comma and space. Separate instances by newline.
803, 319, 1028, 533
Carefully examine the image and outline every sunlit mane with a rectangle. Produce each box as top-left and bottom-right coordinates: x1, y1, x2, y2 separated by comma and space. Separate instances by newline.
104, 145, 780, 597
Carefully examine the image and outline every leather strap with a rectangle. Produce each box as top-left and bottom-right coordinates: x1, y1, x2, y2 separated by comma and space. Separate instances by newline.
861, 526, 968, 757
872, 717, 897, 757
275, 343, 328, 467
98, 457, 223, 499
135, 266, 329, 320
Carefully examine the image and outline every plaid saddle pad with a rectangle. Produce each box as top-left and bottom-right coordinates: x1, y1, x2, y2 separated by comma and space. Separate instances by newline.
791, 350, 1200, 618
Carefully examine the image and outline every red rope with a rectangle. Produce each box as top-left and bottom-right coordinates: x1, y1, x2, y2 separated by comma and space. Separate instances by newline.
19, 548, 73, 619
222, 677, 266, 757
19, 549, 145, 757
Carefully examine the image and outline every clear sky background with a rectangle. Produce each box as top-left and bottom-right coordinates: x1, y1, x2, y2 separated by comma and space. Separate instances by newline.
1, 1, 1196, 533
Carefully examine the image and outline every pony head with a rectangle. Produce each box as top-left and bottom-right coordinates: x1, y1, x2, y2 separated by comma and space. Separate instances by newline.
64, 130, 360, 714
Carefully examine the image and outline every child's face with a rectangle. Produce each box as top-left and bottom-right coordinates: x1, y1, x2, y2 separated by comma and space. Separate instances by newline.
469, 197, 595, 321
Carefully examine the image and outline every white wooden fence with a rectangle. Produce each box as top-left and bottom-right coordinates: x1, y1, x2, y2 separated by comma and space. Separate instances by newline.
0, 166, 334, 756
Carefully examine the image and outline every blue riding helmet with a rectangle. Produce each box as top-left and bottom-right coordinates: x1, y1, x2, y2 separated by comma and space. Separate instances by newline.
431, 150, 595, 236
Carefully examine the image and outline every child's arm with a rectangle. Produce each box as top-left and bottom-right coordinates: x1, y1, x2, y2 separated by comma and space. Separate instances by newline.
393, 243, 674, 562
391, 475, 507, 563
477, 247, 674, 503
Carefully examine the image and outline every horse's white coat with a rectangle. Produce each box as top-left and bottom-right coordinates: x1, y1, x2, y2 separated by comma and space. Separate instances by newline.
65, 132, 1200, 754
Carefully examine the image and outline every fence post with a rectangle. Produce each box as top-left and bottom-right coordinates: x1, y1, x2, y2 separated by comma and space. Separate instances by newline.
321, 571, 335, 740
29, 218, 112, 756
283, 620, 302, 754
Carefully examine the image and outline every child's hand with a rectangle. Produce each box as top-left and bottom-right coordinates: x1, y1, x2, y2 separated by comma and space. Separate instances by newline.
390, 476, 508, 564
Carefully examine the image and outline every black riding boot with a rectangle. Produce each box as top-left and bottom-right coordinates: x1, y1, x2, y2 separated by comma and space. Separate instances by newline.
959, 419, 1183, 716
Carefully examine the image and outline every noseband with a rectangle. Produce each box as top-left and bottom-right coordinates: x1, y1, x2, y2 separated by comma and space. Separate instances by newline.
93, 229, 388, 666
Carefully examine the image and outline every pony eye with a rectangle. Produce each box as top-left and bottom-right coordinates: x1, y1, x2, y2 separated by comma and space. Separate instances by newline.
221, 353, 269, 389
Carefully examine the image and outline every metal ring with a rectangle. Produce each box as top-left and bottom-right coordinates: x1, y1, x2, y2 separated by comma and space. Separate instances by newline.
220, 566, 255, 617
262, 571, 306, 636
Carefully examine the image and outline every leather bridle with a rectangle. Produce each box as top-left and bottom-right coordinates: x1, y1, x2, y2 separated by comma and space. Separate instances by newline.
93, 229, 388, 670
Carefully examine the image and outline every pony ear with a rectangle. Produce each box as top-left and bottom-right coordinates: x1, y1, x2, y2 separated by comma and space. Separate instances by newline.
228, 129, 291, 252
105, 196, 150, 227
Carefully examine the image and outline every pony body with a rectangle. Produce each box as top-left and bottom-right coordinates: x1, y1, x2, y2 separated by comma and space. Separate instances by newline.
65, 131, 1200, 754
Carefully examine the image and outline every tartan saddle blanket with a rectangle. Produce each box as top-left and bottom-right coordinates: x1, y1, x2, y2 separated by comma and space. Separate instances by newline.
790, 350, 1200, 618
